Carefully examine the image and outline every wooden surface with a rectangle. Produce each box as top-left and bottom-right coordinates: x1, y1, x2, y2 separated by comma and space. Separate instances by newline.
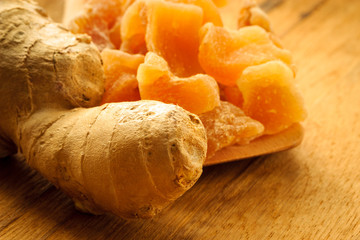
1, 0, 360, 239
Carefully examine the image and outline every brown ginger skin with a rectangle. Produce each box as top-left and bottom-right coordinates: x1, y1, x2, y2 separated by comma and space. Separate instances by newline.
0, 0, 207, 218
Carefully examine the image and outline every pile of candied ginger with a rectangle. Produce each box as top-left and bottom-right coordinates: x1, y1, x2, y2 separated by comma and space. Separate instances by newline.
69, 0, 306, 157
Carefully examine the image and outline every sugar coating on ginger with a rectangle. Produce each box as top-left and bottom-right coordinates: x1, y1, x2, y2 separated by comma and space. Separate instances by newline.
101, 49, 144, 103
198, 23, 293, 86
238, 61, 307, 134
199, 101, 264, 158
137, 52, 220, 115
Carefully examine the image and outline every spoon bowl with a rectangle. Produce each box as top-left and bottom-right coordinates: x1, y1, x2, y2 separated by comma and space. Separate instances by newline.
204, 123, 304, 166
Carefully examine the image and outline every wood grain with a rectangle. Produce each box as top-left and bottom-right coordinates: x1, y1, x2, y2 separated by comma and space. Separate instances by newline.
1, 0, 360, 239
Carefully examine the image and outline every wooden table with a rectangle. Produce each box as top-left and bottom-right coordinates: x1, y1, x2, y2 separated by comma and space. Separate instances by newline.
1, 0, 360, 239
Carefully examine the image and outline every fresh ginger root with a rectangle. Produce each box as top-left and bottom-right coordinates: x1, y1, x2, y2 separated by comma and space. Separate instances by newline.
0, 0, 207, 218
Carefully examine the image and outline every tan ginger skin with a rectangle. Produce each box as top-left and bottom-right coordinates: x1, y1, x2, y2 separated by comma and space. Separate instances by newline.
0, 0, 207, 218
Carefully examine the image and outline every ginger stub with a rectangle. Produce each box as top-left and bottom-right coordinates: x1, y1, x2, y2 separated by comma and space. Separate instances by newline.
0, 0, 207, 219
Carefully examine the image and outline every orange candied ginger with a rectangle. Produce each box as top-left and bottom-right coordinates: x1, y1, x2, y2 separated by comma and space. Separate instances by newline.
198, 23, 293, 86
69, 13, 114, 50
199, 101, 264, 158
168, 0, 223, 26
120, 0, 222, 54
84, 0, 124, 24
222, 85, 244, 108
237, 61, 307, 135
72, 0, 306, 146
68, 0, 126, 50
137, 52, 220, 114
146, 0, 204, 77
101, 49, 144, 104
108, 19, 122, 49
237, 0, 271, 31
211, 0, 227, 8
120, 0, 148, 54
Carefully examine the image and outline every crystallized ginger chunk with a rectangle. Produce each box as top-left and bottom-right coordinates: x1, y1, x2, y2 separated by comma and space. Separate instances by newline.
146, 0, 204, 77
69, 13, 114, 50
169, 0, 223, 26
109, 19, 122, 49
68, 0, 126, 50
237, 61, 307, 135
211, 0, 227, 8
198, 23, 293, 86
120, 0, 148, 54
137, 52, 220, 114
85, 0, 124, 24
238, 0, 271, 31
199, 101, 264, 158
222, 85, 244, 108
121, 0, 222, 59
101, 49, 144, 104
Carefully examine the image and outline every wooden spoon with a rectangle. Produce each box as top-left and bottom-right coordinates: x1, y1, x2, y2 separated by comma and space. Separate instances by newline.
204, 123, 304, 166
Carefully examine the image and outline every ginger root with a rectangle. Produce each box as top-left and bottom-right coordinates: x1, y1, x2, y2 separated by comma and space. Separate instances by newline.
0, 0, 207, 218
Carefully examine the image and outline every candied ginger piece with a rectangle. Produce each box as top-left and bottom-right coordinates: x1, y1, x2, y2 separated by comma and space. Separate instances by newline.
146, 0, 204, 77
122, 0, 138, 12
69, 0, 128, 50
169, 0, 223, 26
198, 23, 293, 86
101, 49, 144, 104
121, 0, 221, 57
109, 18, 122, 49
69, 13, 114, 50
238, 0, 271, 31
237, 61, 307, 135
222, 85, 244, 108
137, 52, 220, 114
120, 0, 148, 54
211, 0, 227, 8
85, 0, 124, 25
199, 101, 264, 158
